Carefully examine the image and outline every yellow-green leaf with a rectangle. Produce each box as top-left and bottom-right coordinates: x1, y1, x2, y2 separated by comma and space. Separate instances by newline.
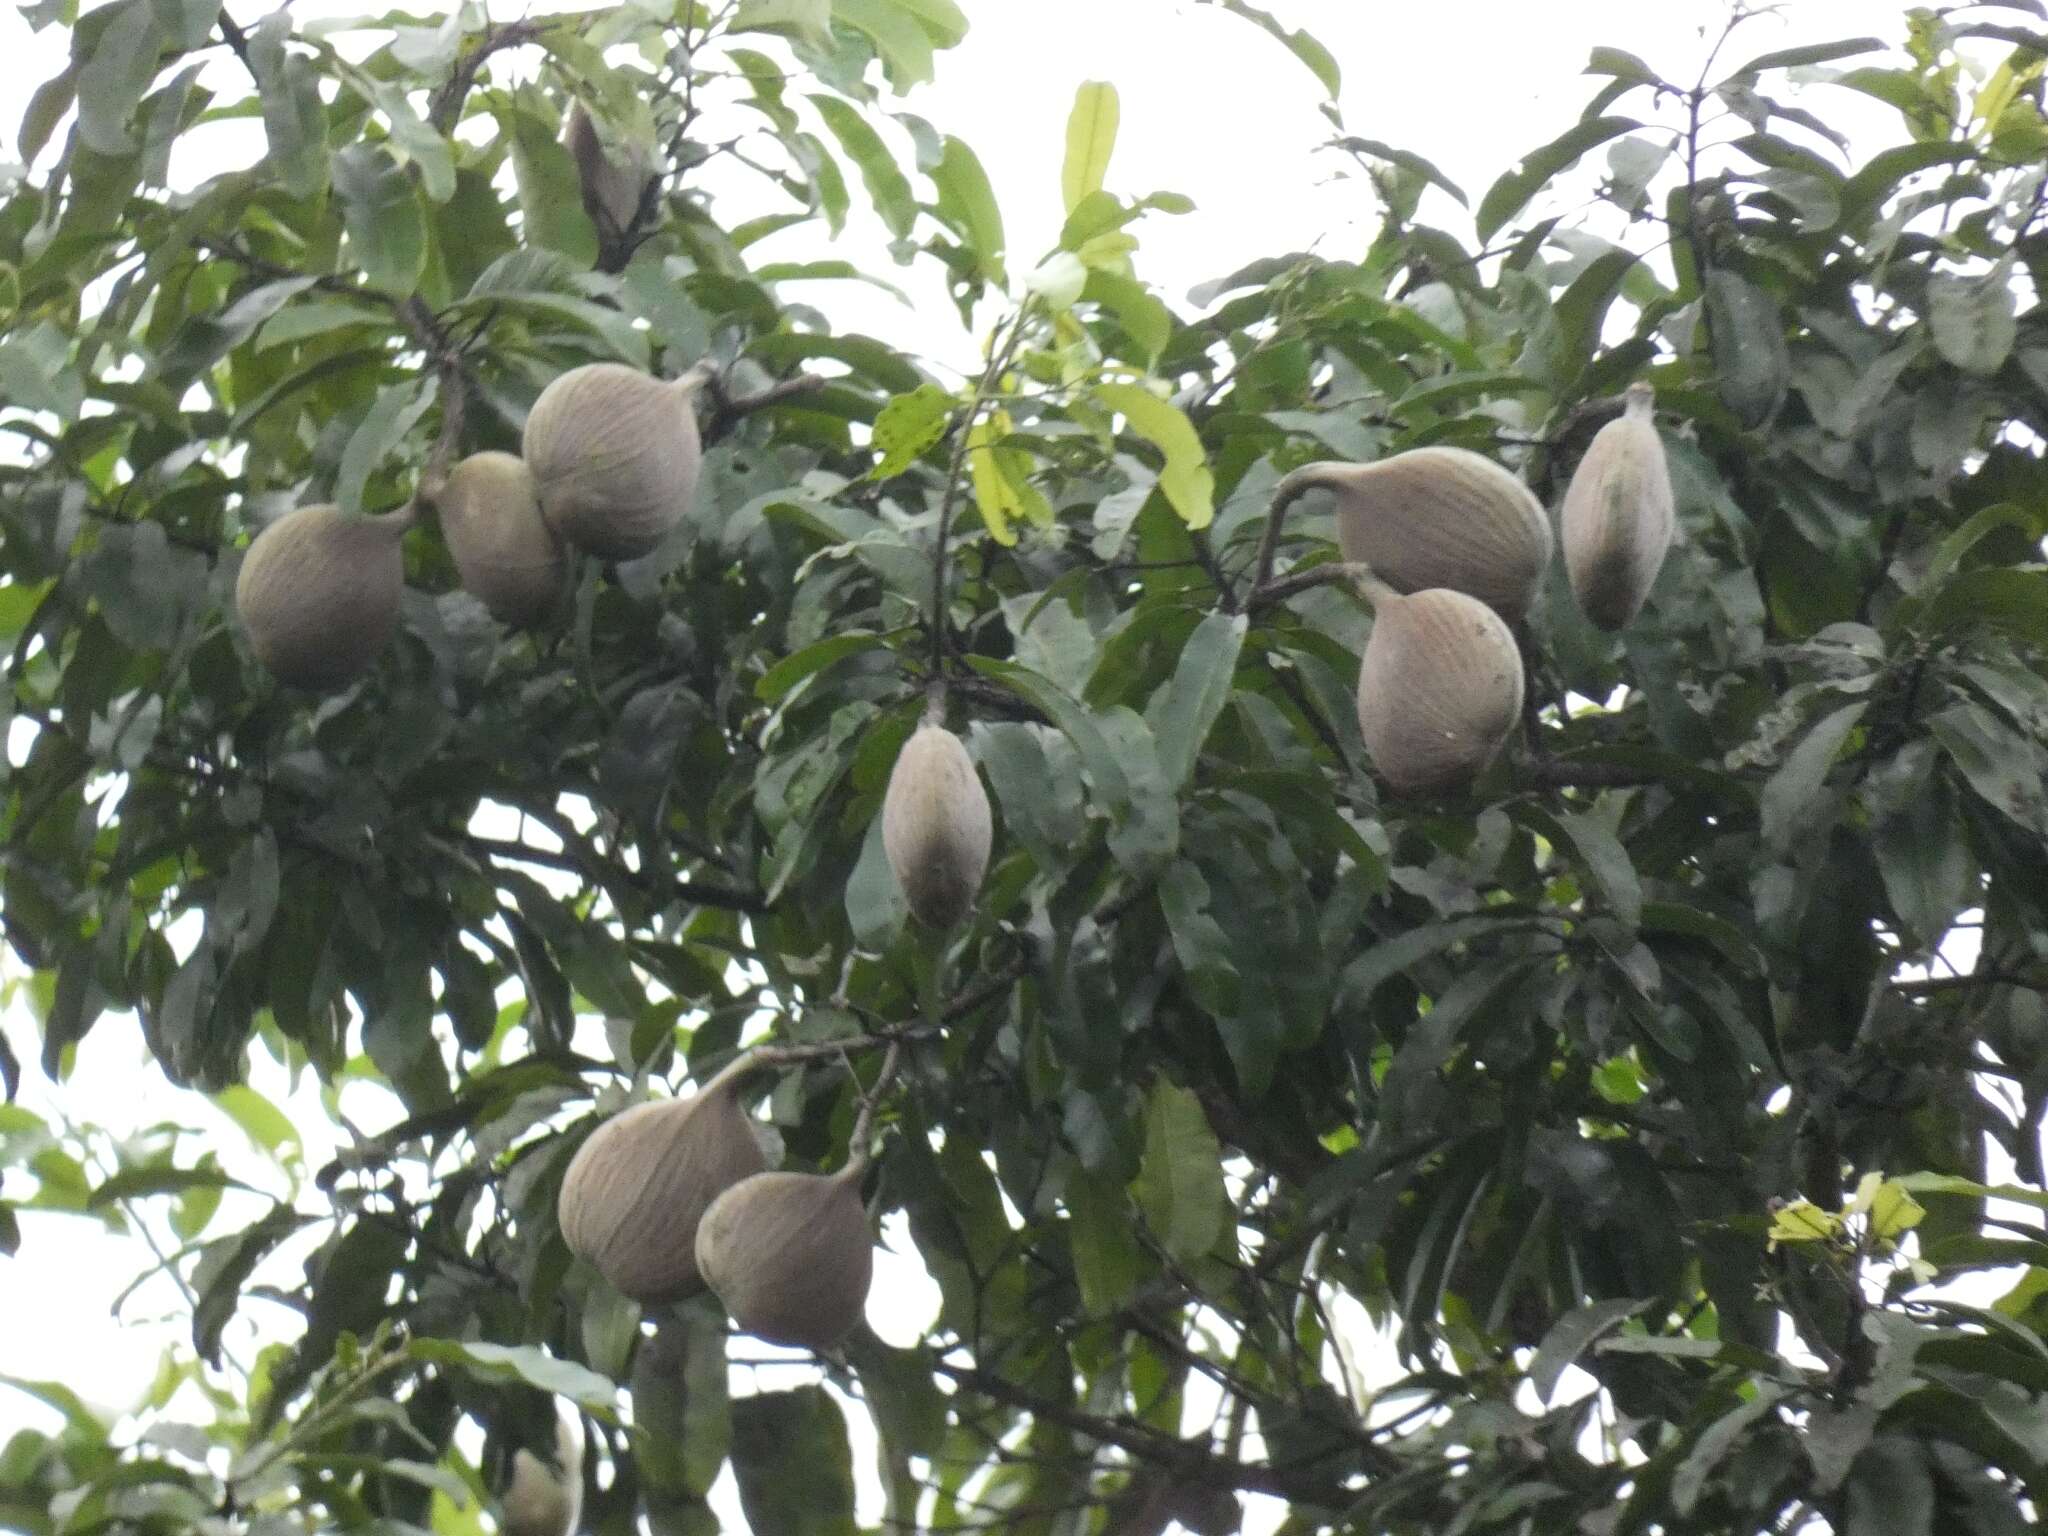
869, 383, 955, 480
1767, 1200, 1839, 1249
966, 409, 1021, 546
1061, 81, 1119, 214
1093, 382, 1214, 530
1869, 1180, 1926, 1242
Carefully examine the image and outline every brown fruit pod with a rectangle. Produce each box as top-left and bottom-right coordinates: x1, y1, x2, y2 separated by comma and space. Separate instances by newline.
1561, 382, 1675, 631
555, 1059, 768, 1305
1355, 585, 1525, 794
434, 451, 568, 627
881, 722, 993, 928
694, 1164, 875, 1352
234, 502, 409, 690
523, 363, 704, 562
1294, 447, 1552, 621
566, 101, 654, 242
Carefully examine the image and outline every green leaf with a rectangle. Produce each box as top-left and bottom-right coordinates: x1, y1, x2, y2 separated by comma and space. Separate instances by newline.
730, 1387, 859, 1536
1212, 1, 1341, 98
1476, 115, 1638, 242
75, 1, 160, 154
212, 1085, 302, 1161
1928, 703, 2048, 832
1586, 47, 1665, 89
86, 1165, 239, 1210
1061, 80, 1120, 214
1084, 269, 1171, 365
246, 18, 326, 199
1335, 136, 1467, 206
1705, 269, 1789, 423
732, 0, 833, 44
833, 0, 933, 90
336, 380, 435, 517
1067, 1169, 1145, 1313
1928, 262, 2019, 376
1530, 1298, 1654, 1402
1759, 701, 1867, 852
1146, 612, 1245, 790
929, 135, 1005, 278
810, 94, 917, 241
1721, 36, 1885, 80
408, 1341, 618, 1410
1767, 1200, 1841, 1248
1130, 1081, 1228, 1266
504, 100, 598, 265
868, 383, 955, 480
1092, 383, 1214, 531
332, 144, 428, 294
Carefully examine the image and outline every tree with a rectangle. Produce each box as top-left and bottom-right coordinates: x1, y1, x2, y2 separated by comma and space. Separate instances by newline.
3, 1, 2048, 1532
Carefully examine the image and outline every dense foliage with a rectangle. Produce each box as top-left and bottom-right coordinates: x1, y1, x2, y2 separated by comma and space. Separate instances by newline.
5, 1, 2048, 1532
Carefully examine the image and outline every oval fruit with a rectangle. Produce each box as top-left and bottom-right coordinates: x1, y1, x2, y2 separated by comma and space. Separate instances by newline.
567, 101, 653, 242
881, 723, 992, 928
1562, 382, 1675, 631
502, 1406, 583, 1536
434, 451, 568, 626
1355, 587, 1525, 793
234, 503, 409, 690
556, 1066, 768, 1305
1299, 448, 1552, 621
523, 363, 703, 562
695, 1166, 874, 1352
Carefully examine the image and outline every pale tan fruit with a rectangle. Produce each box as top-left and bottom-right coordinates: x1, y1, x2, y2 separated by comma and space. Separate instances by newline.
1298, 448, 1551, 621
1562, 382, 1675, 631
882, 724, 991, 928
433, 451, 567, 626
567, 102, 654, 242
556, 1064, 768, 1305
502, 1405, 583, 1536
234, 503, 409, 690
694, 1165, 874, 1351
1355, 586, 1525, 793
523, 364, 703, 561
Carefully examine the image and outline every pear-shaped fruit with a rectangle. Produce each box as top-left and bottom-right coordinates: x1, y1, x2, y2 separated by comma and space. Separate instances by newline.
523, 363, 703, 561
1295, 448, 1551, 621
556, 1066, 767, 1305
695, 1165, 874, 1351
1561, 382, 1674, 631
234, 503, 409, 689
502, 1405, 583, 1536
881, 724, 992, 928
567, 101, 654, 243
1355, 586, 1525, 793
434, 451, 567, 626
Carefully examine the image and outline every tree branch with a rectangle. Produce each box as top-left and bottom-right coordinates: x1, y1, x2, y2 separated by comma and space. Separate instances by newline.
698, 370, 830, 446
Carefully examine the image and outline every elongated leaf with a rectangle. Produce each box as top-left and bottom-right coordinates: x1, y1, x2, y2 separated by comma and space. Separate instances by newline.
1721, 37, 1884, 81
834, 0, 933, 90
1062, 81, 1119, 214
1093, 383, 1214, 530
332, 144, 428, 294
811, 94, 917, 239
1477, 116, 1638, 242
1529, 1298, 1651, 1402
1759, 701, 1868, 851
1928, 262, 2018, 376
1131, 1081, 1229, 1266
410, 1340, 618, 1410
1212, 0, 1341, 98
930, 135, 1005, 277
1147, 611, 1245, 789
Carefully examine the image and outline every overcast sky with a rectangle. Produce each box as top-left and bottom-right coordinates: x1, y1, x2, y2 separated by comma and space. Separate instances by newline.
0, 2, 1999, 1532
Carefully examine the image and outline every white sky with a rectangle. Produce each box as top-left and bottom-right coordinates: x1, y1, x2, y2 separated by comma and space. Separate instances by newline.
0, 3, 2025, 1534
